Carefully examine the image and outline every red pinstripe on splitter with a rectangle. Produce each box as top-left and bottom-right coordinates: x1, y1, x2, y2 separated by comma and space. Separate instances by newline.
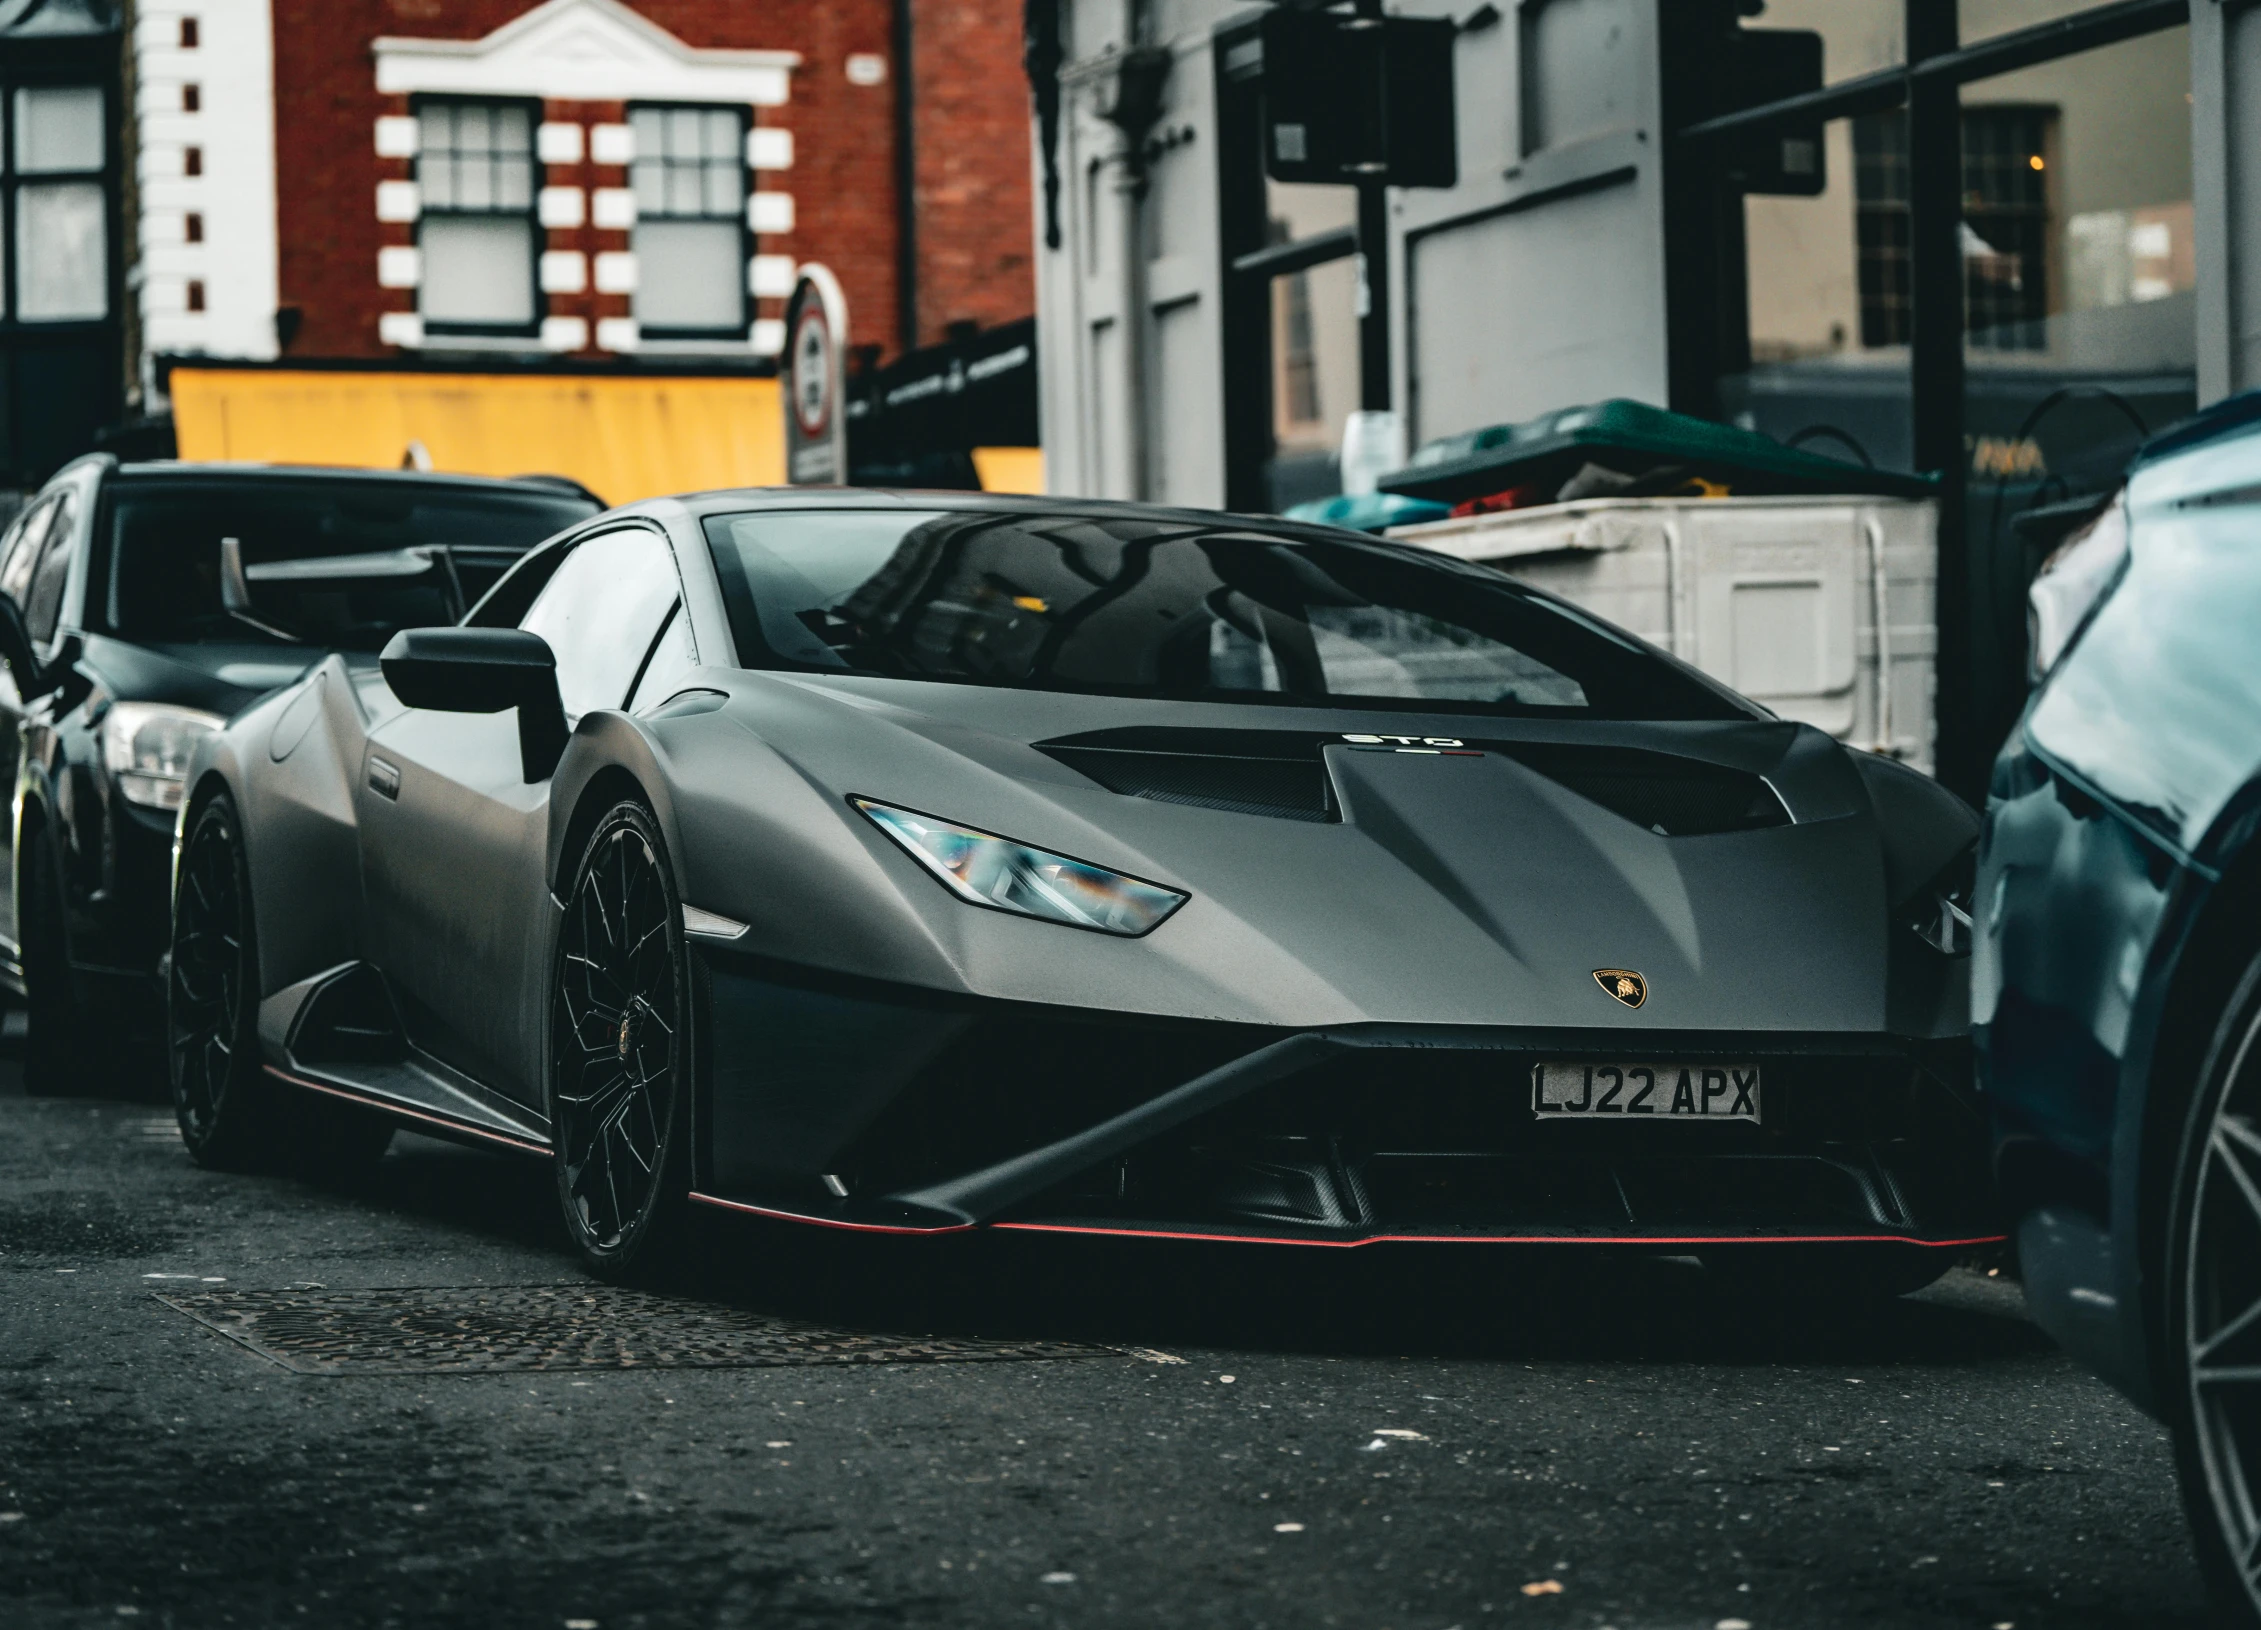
688, 1192, 976, 1236
684, 1191, 2008, 1249
988, 1221, 2010, 1250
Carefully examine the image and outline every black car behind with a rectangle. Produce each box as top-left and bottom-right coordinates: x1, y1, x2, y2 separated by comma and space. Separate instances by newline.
0, 457, 596, 1090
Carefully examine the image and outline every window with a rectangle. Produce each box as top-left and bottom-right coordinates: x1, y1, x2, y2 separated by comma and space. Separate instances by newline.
416, 101, 538, 333
184, 212, 202, 244
179, 17, 198, 48
1852, 112, 1912, 349
630, 106, 746, 336
186, 280, 205, 312
12, 86, 107, 323
1262, 184, 1359, 509
182, 84, 200, 113
519, 528, 682, 718
1960, 107, 2055, 353
1270, 216, 1324, 429
702, 509, 1747, 721
21, 489, 75, 641
0, 494, 57, 605
1853, 105, 2060, 355
100, 480, 597, 649
626, 602, 699, 713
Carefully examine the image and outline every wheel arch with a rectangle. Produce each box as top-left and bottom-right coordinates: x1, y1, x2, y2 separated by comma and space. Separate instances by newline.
173, 764, 240, 901
2131, 826, 2261, 1388
544, 726, 707, 1225
548, 719, 686, 902
12, 710, 67, 903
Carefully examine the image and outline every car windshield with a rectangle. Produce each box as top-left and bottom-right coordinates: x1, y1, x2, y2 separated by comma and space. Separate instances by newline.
100, 478, 597, 650
702, 508, 1747, 720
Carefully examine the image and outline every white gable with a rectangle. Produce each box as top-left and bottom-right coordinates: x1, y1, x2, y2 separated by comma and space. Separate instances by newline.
374, 0, 798, 106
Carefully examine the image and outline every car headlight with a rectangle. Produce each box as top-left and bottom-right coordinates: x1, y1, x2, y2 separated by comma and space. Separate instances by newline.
102, 702, 224, 811
2027, 493, 2129, 681
853, 798, 1186, 936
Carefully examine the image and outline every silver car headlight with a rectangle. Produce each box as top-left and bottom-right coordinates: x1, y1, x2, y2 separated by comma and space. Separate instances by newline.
2027, 493, 2129, 681
853, 799, 1186, 937
102, 702, 224, 811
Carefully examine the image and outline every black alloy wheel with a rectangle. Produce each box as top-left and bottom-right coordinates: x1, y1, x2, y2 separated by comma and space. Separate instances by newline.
168, 794, 273, 1168
2169, 950, 2261, 1630
551, 799, 692, 1281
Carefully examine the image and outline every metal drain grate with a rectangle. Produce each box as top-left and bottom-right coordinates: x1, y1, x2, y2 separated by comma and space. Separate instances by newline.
158, 1286, 1130, 1374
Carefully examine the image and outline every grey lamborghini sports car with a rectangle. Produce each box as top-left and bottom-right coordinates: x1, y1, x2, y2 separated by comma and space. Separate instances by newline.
166, 490, 1997, 1286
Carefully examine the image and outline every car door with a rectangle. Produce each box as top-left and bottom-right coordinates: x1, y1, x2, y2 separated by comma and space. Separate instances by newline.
357, 523, 687, 1107
0, 492, 58, 960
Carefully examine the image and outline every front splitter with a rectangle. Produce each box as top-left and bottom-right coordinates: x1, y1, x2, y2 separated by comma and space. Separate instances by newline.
687, 1192, 2005, 1251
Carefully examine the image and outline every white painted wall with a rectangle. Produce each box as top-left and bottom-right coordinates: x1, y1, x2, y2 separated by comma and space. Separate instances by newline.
2193, 0, 2261, 401
135, 0, 281, 381
1035, 0, 1672, 504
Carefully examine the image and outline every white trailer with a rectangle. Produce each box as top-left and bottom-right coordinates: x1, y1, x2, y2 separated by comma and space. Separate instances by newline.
1390, 494, 1939, 775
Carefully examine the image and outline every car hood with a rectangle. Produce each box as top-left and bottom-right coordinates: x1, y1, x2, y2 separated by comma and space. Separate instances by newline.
82, 634, 328, 718
646, 671, 1973, 1037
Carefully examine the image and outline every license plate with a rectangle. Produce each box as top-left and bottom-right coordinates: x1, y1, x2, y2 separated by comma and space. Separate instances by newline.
1531, 1061, 1761, 1121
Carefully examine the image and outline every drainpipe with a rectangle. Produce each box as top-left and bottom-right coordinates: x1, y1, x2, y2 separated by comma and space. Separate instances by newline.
1100, 0, 1170, 499
893, 0, 918, 352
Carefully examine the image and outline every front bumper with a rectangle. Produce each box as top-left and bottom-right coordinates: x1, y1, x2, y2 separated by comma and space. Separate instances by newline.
694, 960, 2001, 1249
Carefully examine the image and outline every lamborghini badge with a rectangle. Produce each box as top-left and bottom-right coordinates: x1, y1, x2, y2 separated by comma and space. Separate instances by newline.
1593, 969, 1647, 1008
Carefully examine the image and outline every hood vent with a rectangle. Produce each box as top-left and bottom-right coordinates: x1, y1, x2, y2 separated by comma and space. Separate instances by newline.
1035, 728, 1785, 834
1038, 728, 1333, 823
1490, 742, 1788, 836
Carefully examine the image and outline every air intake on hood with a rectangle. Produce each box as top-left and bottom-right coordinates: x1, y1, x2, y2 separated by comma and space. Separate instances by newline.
1037, 728, 1333, 823
1490, 742, 1789, 836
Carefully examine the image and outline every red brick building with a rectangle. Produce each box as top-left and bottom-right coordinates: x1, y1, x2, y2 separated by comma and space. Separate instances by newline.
256, 0, 1030, 366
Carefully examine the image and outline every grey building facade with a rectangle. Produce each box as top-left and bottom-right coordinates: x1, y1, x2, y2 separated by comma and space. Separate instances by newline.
1029, 0, 2247, 793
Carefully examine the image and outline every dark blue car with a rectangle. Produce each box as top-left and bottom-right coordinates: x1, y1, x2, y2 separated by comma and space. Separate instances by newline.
1980, 390, 2261, 1626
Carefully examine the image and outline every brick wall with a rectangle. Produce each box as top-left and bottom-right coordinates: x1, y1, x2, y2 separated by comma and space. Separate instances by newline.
272, 0, 1032, 363
910, 0, 1036, 346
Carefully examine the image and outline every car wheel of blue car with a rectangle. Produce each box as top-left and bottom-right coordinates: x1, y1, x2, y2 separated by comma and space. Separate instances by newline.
551, 798, 692, 1282
2169, 951, 2261, 1629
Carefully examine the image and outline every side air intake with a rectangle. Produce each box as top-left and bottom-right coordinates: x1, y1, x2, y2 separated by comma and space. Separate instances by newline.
1037, 728, 1334, 822
1490, 742, 1789, 836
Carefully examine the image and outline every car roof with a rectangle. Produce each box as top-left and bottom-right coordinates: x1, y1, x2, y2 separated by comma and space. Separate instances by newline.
2137, 387, 2261, 471
110, 460, 598, 501
660, 486, 1364, 539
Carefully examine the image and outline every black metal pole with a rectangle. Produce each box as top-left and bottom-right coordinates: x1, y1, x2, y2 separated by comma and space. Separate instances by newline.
892, 0, 919, 354
1356, 178, 1390, 411
1214, 18, 1276, 512
1354, 0, 1390, 412
1906, 0, 1971, 795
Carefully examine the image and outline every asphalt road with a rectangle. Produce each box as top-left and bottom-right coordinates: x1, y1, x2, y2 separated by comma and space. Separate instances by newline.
0, 1053, 2214, 1630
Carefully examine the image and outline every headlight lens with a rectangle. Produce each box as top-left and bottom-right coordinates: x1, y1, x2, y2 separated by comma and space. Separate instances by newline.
102, 702, 224, 810
853, 799, 1186, 936
2027, 493, 2129, 681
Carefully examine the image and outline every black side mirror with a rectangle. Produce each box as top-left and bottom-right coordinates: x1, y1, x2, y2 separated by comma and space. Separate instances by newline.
0, 593, 63, 700
379, 626, 568, 782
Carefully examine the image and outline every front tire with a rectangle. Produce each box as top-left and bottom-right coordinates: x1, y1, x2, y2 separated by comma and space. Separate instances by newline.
551, 799, 692, 1282
168, 794, 274, 1169
2166, 949, 2261, 1630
